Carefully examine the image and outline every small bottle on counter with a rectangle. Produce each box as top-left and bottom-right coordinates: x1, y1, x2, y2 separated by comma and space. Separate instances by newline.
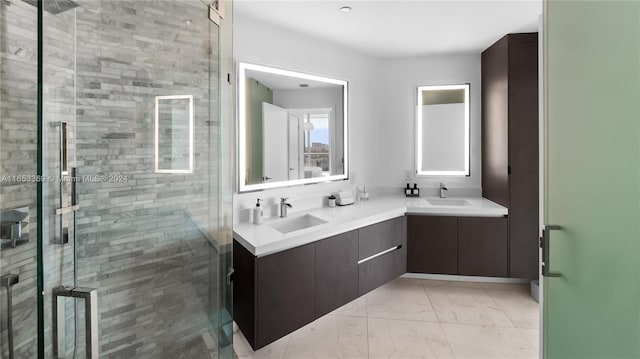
252, 199, 263, 224
361, 186, 370, 200
328, 195, 336, 208
412, 183, 420, 197
404, 183, 411, 197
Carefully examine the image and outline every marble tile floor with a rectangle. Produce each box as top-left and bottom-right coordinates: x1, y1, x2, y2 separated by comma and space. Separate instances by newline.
233, 277, 539, 359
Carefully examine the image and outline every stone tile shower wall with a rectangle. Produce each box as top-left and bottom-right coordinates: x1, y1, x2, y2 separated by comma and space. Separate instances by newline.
1, 1, 222, 358
73, 1, 220, 358
0, 2, 39, 358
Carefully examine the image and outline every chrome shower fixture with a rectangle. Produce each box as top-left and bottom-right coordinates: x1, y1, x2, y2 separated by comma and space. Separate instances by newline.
21, 0, 79, 14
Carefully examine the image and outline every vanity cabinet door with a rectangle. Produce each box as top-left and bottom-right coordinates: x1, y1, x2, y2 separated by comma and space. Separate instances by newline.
458, 217, 508, 277
315, 230, 358, 317
256, 243, 315, 349
407, 215, 458, 274
358, 217, 403, 260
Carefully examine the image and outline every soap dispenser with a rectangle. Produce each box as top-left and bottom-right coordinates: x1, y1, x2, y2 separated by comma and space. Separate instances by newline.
412, 183, 420, 197
404, 183, 411, 197
252, 199, 263, 224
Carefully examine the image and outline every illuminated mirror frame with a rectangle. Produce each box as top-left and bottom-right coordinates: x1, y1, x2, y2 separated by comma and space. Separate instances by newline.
238, 62, 349, 192
416, 84, 470, 176
154, 95, 194, 174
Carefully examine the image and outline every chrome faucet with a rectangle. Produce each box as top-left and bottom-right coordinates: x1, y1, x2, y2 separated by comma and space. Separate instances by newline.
280, 197, 293, 218
440, 183, 448, 198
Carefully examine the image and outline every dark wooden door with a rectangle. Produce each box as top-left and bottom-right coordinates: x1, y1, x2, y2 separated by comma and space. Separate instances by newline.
507, 34, 539, 279
458, 217, 508, 277
407, 216, 458, 274
256, 243, 315, 348
481, 35, 510, 208
315, 230, 358, 317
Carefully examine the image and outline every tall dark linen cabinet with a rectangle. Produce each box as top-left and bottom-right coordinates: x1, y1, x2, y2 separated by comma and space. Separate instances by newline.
481, 33, 539, 279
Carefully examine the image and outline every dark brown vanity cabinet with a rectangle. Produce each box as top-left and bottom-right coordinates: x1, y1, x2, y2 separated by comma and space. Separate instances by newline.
315, 230, 358, 317
233, 217, 405, 350
482, 33, 539, 279
233, 241, 316, 349
407, 215, 508, 277
358, 217, 405, 295
256, 243, 316, 348
458, 217, 508, 277
407, 216, 458, 275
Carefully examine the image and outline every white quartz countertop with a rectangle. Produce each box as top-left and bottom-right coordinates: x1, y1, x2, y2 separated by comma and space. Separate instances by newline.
233, 196, 507, 257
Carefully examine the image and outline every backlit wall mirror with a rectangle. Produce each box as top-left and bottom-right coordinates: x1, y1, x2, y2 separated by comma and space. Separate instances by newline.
155, 95, 194, 174
238, 62, 349, 192
416, 84, 470, 176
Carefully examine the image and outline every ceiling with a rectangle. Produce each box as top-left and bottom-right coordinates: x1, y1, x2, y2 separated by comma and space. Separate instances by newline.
235, 0, 542, 58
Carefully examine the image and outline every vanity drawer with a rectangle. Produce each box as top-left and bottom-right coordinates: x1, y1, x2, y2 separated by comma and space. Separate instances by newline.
358, 217, 403, 260
358, 246, 404, 296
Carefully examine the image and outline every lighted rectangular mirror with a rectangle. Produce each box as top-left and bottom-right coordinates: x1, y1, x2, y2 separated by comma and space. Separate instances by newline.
238, 62, 348, 192
416, 84, 470, 176
155, 95, 194, 173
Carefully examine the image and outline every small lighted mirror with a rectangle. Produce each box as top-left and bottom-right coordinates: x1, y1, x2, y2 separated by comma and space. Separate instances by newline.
416, 84, 470, 176
155, 95, 194, 173
238, 62, 349, 192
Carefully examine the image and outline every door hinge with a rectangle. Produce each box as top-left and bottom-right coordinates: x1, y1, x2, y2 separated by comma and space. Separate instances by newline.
227, 73, 232, 85
208, 1, 224, 25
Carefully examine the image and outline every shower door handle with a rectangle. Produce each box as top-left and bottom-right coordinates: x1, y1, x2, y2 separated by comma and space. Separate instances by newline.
1, 273, 19, 359
52, 286, 99, 359
541, 225, 562, 277
54, 121, 79, 245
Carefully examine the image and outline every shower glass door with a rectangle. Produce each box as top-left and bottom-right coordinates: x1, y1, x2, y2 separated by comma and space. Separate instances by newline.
1, 1, 234, 358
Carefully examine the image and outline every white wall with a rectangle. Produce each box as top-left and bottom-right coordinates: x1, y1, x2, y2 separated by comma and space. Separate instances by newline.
375, 54, 482, 194
234, 13, 381, 219
234, 13, 485, 221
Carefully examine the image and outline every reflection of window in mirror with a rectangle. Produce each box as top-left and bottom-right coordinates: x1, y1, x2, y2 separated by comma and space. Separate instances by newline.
302, 112, 331, 176
416, 84, 470, 176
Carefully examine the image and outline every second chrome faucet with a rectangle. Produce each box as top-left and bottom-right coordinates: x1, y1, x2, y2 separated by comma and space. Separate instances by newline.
440, 183, 448, 198
280, 197, 293, 218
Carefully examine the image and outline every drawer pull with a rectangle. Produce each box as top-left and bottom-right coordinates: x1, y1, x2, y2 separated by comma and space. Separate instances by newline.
358, 245, 401, 265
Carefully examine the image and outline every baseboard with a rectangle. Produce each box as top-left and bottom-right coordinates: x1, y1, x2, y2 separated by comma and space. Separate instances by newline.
401, 272, 532, 284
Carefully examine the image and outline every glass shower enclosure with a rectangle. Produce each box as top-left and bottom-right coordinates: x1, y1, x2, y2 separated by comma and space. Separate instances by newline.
0, 0, 234, 358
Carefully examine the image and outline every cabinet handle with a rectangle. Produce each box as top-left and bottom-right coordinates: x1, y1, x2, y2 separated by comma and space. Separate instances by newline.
540, 225, 562, 277
358, 245, 401, 265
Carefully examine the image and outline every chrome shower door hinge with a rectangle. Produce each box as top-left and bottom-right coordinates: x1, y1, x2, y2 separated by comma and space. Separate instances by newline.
209, 0, 225, 25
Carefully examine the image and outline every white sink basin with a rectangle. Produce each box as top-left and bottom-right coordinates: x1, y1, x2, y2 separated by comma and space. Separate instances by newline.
270, 214, 328, 234
426, 198, 471, 207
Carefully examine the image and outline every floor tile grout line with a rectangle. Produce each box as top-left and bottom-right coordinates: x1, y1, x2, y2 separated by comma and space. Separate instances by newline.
279, 334, 290, 359
423, 280, 520, 328
365, 315, 440, 323
481, 285, 516, 325
483, 286, 537, 330
437, 321, 460, 359
364, 294, 370, 359
365, 294, 370, 359
516, 327, 541, 352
